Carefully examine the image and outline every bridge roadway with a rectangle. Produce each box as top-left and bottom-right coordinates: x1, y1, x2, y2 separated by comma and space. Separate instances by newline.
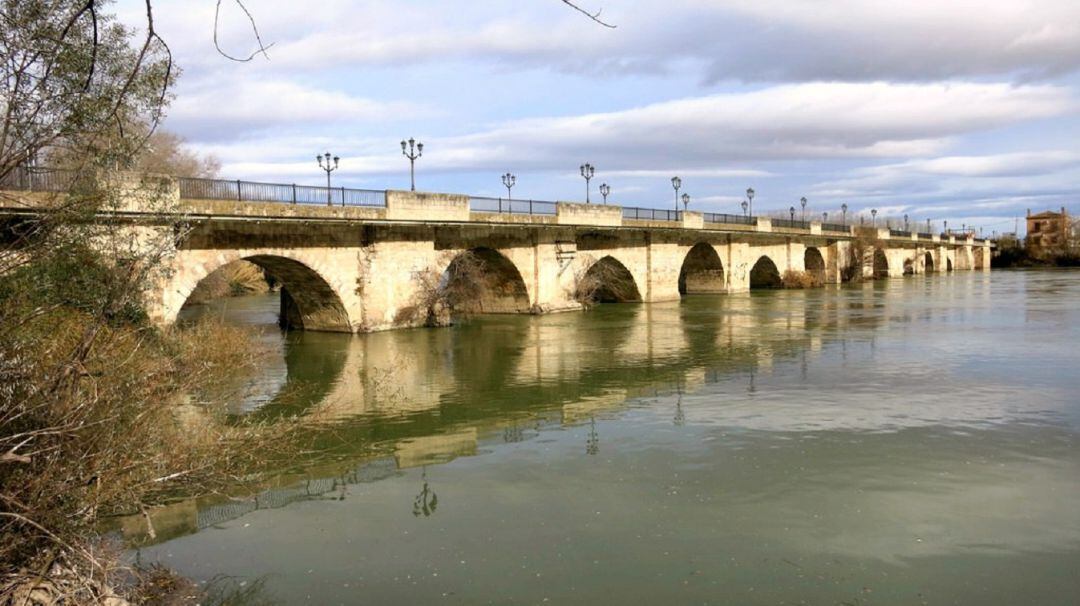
0, 174, 992, 333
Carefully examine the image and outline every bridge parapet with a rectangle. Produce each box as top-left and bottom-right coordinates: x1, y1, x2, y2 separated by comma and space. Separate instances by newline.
682, 211, 704, 230
385, 190, 468, 222
556, 201, 623, 226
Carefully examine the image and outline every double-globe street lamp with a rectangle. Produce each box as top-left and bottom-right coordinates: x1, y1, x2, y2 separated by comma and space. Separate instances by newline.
841, 203, 848, 226
671, 176, 682, 213
746, 187, 755, 217
401, 137, 423, 191
681, 192, 690, 212
317, 151, 339, 206
580, 163, 595, 203
800, 196, 808, 220
741, 200, 749, 216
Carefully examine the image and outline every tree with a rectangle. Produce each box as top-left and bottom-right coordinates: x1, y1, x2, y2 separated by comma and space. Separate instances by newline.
139, 129, 220, 177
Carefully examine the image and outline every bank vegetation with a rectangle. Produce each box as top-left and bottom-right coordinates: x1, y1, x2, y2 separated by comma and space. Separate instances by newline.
0, 2, 302, 603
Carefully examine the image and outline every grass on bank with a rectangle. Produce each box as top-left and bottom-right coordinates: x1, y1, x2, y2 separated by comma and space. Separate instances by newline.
0, 242, 302, 604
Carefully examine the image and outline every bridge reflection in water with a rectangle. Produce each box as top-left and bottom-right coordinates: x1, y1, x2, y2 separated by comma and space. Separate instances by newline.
123, 274, 988, 545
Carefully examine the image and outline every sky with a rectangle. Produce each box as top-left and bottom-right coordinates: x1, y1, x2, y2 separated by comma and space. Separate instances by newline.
116, 0, 1080, 235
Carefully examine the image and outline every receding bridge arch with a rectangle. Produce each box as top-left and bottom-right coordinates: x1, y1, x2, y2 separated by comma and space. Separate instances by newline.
924, 251, 935, 272
179, 254, 352, 332
679, 242, 725, 294
441, 247, 531, 314
873, 249, 889, 279
578, 255, 642, 304
804, 247, 826, 285
749, 255, 783, 289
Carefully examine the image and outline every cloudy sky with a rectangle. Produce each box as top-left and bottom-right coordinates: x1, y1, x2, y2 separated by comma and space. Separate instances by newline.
118, 0, 1080, 234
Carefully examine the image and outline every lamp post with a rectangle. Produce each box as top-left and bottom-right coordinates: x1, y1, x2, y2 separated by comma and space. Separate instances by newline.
671, 176, 682, 213
681, 192, 690, 212
580, 163, 595, 203
741, 200, 748, 216
599, 182, 611, 205
823, 211, 828, 222
317, 152, 339, 206
904, 214, 909, 231
746, 187, 755, 217
401, 138, 423, 191
944, 220, 948, 235
800, 196, 807, 220
927, 218, 931, 232
841, 203, 848, 226
871, 208, 878, 226
501, 172, 516, 200
789, 206, 796, 221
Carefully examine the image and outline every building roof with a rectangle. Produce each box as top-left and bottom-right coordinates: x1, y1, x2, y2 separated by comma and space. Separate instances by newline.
1027, 210, 1067, 220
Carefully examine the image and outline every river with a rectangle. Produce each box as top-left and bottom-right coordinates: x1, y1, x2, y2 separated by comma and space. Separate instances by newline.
136, 269, 1080, 605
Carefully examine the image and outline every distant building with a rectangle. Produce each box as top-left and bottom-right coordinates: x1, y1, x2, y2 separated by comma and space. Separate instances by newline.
1026, 208, 1072, 255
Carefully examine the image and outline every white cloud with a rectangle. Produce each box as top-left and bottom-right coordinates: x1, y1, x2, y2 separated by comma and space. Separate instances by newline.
166, 78, 432, 139
145, 0, 1080, 83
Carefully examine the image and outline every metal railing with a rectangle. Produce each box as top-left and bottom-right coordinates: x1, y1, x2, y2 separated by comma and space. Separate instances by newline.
889, 229, 912, 238
468, 196, 558, 216
917, 232, 932, 239
822, 222, 850, 233
177, 176, 386, 207
703, 212, 755, 226
623, 207, 682, 221
772, 218, 810, 230
0, 166, 77, 193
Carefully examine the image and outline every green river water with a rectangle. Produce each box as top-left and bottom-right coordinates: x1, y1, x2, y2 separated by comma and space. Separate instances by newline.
137, 269, 1080, 605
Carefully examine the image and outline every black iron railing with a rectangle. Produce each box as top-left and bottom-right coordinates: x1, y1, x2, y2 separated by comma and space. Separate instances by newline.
772, 218, 810, 229
822, 222, 850, 233
623, 207, 682, 221
889, 229, 911, 238
468, 196, 558, 216
177, 176, 385, 207
703, 212, 755, 226
0, 167, 77, 193
917, 232, 932, 239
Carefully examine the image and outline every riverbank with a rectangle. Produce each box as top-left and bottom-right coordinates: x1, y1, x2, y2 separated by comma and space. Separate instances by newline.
991, 245, 1080, 268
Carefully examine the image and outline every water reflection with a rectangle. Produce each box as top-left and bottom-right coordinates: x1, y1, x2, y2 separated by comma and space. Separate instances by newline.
140, 271, 1080, 605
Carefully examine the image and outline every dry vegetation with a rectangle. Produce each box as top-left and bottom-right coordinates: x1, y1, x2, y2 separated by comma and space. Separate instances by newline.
396, 250, 492, 326
184, 260, 271, 305
781, 269, 823, 289
572, 258, 640, 307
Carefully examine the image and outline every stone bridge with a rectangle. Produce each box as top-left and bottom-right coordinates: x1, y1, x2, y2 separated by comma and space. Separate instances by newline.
1, 174, 992, 333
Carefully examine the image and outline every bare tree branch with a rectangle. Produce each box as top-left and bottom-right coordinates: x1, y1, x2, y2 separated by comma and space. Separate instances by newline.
214, 0, 275, 62
561, 0, 617, 28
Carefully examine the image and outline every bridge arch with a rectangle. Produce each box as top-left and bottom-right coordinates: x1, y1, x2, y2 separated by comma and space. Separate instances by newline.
679, 242, 725, 295
873, 249, 889, 279
749, 255, 783, 289
947, 257, 954, 272
903, 257, 915, 275
441, 247, 531, 314
178, 254, 352, 332
804, 247, 826, 284
924, 251, 935, 272
579, 255, 642, 304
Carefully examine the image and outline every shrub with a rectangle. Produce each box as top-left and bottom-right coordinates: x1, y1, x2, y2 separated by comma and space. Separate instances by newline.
782, 269, 821, 289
